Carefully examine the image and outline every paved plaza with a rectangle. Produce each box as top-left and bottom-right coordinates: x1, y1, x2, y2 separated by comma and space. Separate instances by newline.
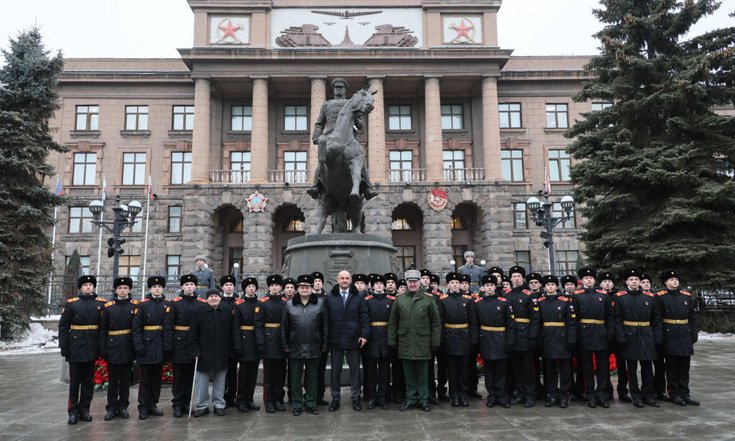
1, 338, 734, 441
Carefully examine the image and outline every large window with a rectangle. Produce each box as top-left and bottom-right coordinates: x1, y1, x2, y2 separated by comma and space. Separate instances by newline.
119, 255, 141, 281
395, 245, 416, 273
441, 104, 463, 130
75, 105, 99, 131
513, 203, 527, 229
548, 149, 571, 182
284, 105, 308, 131
125, 105, 148, 130
168, 206, 182, 233
231, 105, 253, 131
284, 151, 307, 183
499, 103, 522, 129
122, 152, 146, 185
443, 150, 466, 181
515, 250, 531, 274
556, 250, 578, 275
388, 105, 411, 131
68, 207, 94, 233
501, 149, 524, 182
230, 151, 251, 182
166, 255, 181, 281
170, 152, 192, 185
552, 203, 576, 229
72, 152, 96, 186
172, 105, 194, 130
546, 103, 569, 129
389, 150, 413, 182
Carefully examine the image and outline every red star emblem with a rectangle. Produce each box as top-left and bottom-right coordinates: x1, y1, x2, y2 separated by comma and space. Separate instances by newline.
218, 19, 243, 41
451, 19, 475, 42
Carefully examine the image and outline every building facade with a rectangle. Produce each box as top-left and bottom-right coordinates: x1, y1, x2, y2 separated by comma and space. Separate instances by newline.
48, 0, 596, 290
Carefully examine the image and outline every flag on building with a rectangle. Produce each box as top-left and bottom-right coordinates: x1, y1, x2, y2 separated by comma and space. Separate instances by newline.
544, 166, 551, 194
101, 175, 108, 202
147, 175, 154, 201
54, 175, 63, 196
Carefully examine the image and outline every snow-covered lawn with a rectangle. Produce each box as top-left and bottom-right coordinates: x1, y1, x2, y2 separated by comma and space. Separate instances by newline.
0, 323, 59, 356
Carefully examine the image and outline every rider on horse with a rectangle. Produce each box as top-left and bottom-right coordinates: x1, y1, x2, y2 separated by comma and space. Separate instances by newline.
307, 77, 378, 201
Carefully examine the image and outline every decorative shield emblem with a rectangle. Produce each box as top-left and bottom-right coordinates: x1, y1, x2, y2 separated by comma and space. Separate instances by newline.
428, 188, 448, 211
246, 191, 268, 212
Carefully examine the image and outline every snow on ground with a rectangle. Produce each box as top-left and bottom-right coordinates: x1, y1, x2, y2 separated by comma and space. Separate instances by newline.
0, 323, 59, 356
698, 331, 735, 340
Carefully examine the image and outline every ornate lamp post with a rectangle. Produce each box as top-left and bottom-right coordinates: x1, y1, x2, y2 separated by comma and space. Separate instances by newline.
526, 191, 575, 276
88, 195, 142, 279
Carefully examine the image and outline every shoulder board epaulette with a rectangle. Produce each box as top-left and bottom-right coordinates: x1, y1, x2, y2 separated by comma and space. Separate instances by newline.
559, 296, 570, 302
141, 298, 150, 303
424, 292, 433, 297
96, 297, 107, 302
474, 297, 482, 303
574, 289, 585, 294
440, 294, 448, 300
681, 290, 691, 296
643, 291, 654, 298
462, 294, 472, 299
281, 297, 288, 302
615, 291, 627, 297
365, 295, 373, 300
197, 297, 207, 302
596, 289, 608, 295
131, 299, 139, 304
173, 297, 183, 302
522, 289, 532, 295
104, 301, 115, 307
656, 290, 667, 296
235, 298, 245, 305
66, 297, 79, 303
537, 296, 546, 302
258, 296, 269, 303
386, 295, 396, 300
498, 297, 507, 301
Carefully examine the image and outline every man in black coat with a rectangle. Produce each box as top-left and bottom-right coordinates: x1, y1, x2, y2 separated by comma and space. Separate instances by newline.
58, 275, 106, 425
255, 274, 288, 413
364, 274, 395, 410
219, 275, 239, 407
325, 270, 370, 412
190, 289, 236, 417
132, 276, 171, 419
311, 271, 331, 406
99, 277, 139, 420
232, 277, 261, 413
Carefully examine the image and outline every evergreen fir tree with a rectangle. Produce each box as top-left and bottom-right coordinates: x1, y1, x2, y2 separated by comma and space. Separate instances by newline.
0, 28, 65, 338
568, 0, 735, 290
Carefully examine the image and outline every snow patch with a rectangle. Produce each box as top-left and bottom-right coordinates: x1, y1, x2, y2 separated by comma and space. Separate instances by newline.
698, 331, 735, 340
0, 323, 59, 356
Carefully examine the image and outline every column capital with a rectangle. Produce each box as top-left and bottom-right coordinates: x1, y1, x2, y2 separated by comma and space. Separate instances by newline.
250, 75, 269, 81
308, 75, 328, 80
191, 74, 212, 80
423, 75, 443, 80
366, 75, 386, 80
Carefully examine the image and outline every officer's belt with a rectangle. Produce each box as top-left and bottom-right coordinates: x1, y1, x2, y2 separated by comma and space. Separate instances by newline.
580, 319, 605, 325
265, 323, 281, 328
444, 323, 468, 329
174, 325, 190, 331
514, 318, 530, 324
480, 326, 506, 332
143, 326, 163, 331
623, 321, 650, 327
71, 325, 99, 330
371, 321, 388, 327
543, 322, 566, 327
663, 319, 688, 325
108, 329, 132, 336
240, 325, 255, 331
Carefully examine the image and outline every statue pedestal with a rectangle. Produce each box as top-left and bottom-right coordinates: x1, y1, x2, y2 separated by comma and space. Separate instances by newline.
283, 234, 399, 290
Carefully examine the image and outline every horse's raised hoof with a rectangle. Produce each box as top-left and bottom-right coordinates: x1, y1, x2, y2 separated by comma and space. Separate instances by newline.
306, 186, 320, 200
364, 187, 378, 200
349, 193, 361, 204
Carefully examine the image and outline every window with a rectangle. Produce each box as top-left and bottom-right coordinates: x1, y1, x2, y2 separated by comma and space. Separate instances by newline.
389, 150, 413, 182
452, 245, 469, 269
391, 218, 414, 230
68, 207, 94, 233
230, 151, 251, 182
231, 105, 253, 131
552, 203, 576, 229
172, 105, 194, 130
66, 255, 91, 275
284, 151, 307, 183
284, 105, 308, 131
499, 103, 522, 129
168, 206, 182, 233
515, 250, 531, 274
443, 150, 466, 181
395, 246, 416, 273
388, 105, 411, 131
119, 255, 141, 281
591, 102, 613, 112
548, 149, 571, 182
75, 105, 99, 130
501, 150, 524, 182
441, 104, 463, 130
546, 104, 569, 129
451, 215, 467, 230
513, 203, 527, 229
122, 152, 146, 185
125, 105, 148, 130
72, 152, 96, 186
283, 217, 305, 232
166, 255, 181, 281
131, 216, 143, 233
229, 218, 243, 233
556, 250, 578, 275
170, 152, 192, 185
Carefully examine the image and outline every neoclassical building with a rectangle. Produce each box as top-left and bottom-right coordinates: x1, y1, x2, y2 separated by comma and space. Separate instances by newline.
48, 0, 595, 289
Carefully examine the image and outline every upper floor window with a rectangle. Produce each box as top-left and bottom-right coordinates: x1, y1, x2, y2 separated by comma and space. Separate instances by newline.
499, 103, 522, 128
546, 103, 569, 129
231, 105, 253, 131
75, 105, 99, 131
66, 255, 91, 275
513, 202, 528, 229
501, 149, 524, 182
125, 105, 148, 130
122, 152, 146, 185
548, 149, 571, 182
170, 152, 192, 185
68, 207, 94, 233
388, 105, 412, 131
443, 150, 466, 181
441, 104, 463, 130
284, 151, 308, 183
72, 152, 96, 186
284, 105, 308, 131
172, 105, 194, 130
230, 151, 251, 182
168, 206, 182, 233
552, 203, 576, 229
389, 150, 413, 182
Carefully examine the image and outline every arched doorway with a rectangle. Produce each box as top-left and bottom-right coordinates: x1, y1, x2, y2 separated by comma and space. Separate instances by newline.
391, 203, 424, 273
273, 204, 305, 271
215, 204, 245, 277
451, 203, 478, 267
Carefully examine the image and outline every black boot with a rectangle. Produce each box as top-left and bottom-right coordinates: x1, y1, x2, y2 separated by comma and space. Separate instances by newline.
67, 411, 79, 425
104, 409, 117, 421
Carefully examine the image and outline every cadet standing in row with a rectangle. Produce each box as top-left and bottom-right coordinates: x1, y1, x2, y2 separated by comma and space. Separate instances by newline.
505, 266, 539, 407
219, 275, 239, 407
232, 277, 261, 412
255, 274, 288, 413
364, 274, 396, 410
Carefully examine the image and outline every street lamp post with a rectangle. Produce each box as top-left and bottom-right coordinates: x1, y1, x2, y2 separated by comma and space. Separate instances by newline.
89, 195, 142, 280
526, 191, 575, 276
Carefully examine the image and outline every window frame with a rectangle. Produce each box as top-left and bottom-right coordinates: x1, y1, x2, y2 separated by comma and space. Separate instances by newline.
75, 105, 99, 131
172, 105, 194, 131
231, 105, 253, 132
283, 105, 308, 132
170, 151, 192, 185
283, 151, 308, 183
441, 104, 464, 130
121, 152, 147, 186
498, 103, 522, 129
68, 206, 94, 234
545, 103, 569, 129
168, 206, 182, 233
387, 105, 412, 131
501, 149, 525, 182
72, 152, 97, 186
125, 105, 149, 131
548, 149, 571, 182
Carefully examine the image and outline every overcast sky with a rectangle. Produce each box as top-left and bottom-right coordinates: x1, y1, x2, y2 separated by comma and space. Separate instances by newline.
0, 0, 733, 58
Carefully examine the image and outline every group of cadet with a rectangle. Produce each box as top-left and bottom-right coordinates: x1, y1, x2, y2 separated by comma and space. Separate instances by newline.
58, 261, 700, 424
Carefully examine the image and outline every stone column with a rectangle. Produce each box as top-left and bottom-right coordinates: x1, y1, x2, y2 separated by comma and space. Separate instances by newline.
308, 77, 327, 181
424, 76, 443, 181
368, 76, 386, 183
191, 78, 211, 183
249, 77, 269, 183
482, 76, 502, 180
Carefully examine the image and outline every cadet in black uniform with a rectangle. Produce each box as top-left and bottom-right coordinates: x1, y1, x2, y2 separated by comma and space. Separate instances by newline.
364, 274, 396, 409
656, 270, 700, 406
58, 275, 106, 425
384, 272, 405, 404
561, 274, 584, 401
132, 275, 171, 419
255, 274, 288, 413
572, 268, 614, 408
614, 269, 663, 407
232, 277, 261, 413
475, 275, 514, 408
599, 271, 627, 402
169, 274, 207, 417
311, 271, 331, 406
641, 273, 666, 400
537, 275, 577, 408
505, 266, 540, 407
219, 275, 239, 407
100, 277, 139, 420
460, 273, 482, 399
438, 272, 478, 407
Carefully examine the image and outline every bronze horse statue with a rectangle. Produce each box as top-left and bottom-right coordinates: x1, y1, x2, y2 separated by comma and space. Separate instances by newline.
315, 87, 376, 233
